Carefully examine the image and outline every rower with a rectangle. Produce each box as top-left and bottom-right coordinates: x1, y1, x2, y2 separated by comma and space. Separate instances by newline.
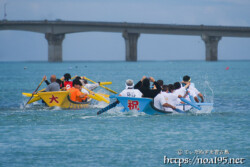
161, 84, 181, 112
68, 79, 88, 102
134, 76, 161, 98
153, 85, 177, 111
173, 82, 190, 98
44, 75, 60, 92
43, 75, 64, 89
182, 75, 204, 103
119, 79, 142, 97
62, 73, 73, 90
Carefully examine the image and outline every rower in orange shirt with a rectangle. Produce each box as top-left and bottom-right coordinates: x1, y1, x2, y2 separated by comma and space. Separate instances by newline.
68, 79, 88, 102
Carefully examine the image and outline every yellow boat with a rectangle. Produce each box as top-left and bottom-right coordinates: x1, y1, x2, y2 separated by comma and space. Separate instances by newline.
37, 91, 90, 109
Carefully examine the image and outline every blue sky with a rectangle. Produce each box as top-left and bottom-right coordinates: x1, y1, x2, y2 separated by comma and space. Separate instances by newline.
0, 0, 250, 61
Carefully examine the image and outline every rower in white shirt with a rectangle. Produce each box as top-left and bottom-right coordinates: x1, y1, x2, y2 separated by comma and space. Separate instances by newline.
154, 85, 177, 111
161, 84, 181, 112
173, 82, 190, 98
119, 79, 143, 98
182, 75, 204, 103
173, 82, 193, 111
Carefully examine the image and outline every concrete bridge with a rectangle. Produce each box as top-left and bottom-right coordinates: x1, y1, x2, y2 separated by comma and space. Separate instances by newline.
1, 20, 250, 62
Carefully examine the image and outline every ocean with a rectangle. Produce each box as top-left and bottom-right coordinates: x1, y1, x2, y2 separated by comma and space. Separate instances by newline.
0, 61, 249, 167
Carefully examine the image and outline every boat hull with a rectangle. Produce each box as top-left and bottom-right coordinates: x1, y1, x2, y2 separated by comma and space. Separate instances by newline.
116, 96, 173, 115
37, 91, 90, 109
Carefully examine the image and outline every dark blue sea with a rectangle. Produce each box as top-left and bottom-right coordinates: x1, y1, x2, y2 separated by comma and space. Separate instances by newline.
0, 61, 249, 167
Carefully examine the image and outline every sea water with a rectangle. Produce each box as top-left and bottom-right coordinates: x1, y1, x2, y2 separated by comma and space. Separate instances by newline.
0, 61, 249, 167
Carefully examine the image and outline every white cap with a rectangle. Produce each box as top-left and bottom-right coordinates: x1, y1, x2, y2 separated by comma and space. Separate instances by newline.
125, 79, 134, 89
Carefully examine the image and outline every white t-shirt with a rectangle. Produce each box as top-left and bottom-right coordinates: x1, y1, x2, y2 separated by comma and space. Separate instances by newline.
174, 87, 186, 97
161, 92, 180, 111
188, 85, 200, 97
119, 89, 142, 98
81, 88, 89, 95
84, 83, 99, 91
153, 93, 166, 110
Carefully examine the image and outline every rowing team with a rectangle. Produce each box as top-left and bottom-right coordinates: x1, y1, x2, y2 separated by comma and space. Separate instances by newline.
36, 73, 100, 102
119, 75, 204, 112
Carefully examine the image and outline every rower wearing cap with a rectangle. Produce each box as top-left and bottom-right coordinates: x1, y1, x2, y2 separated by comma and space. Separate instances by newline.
119, 79, 142, 97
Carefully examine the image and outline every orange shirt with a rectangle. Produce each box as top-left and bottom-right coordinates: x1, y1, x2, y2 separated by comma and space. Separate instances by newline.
68, 87, 84, 102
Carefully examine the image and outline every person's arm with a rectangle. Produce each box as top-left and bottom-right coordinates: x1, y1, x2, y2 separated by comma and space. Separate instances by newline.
86, 83, 99, 91
45, 80, 50, 85
149, 77, 161, 97
134, 76, 146, 89
79, 92, 88, 98
198, 93, 204, 102
184, 82, 190, 89
43, 76, 50, 85
163, 103, 176, 110
134, 81, 142, 89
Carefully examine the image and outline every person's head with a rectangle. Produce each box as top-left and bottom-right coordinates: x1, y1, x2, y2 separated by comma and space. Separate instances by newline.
168, 84, 175, 93
50, 75, 57, 83
174, 82, 181, 90
75, 76, 81, 81
73, 79, 82, 89
142, 78, 150, 89
183, 75, 191, 82
157, 80, 164, 87
162, 85, 168, 92
64, 73, 71, 81
125, 79, 134, 89
83, 79, 88, 84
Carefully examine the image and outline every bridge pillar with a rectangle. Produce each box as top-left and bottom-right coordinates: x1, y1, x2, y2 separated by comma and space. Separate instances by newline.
123, 32, 140, 61
45, 33, 65, 62
201, 35, 222, 61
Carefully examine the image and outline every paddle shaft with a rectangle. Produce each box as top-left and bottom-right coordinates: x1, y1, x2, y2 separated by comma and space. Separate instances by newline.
84, 77, 117, 94
24, 78, 45, 108
97, 101, 119, 115
82, 87, 109, 104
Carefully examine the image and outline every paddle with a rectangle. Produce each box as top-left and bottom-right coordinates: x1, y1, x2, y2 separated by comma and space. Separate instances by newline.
180, 98, 201, 110
97, 101, 119, 115
100, 82, 112, 85
82, 87, 110, 104
24, 78, 45, 109
84, 77, 117, 94
174, 108, 185, 113
22, 93, 39, 97
98, 93, 110, 98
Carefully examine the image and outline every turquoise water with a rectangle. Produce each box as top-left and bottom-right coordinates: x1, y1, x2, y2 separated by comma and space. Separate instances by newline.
0, 61, 249, 167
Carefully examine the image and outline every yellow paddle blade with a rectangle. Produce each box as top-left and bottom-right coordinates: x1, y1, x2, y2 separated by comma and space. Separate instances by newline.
82, 86, 110, 104
84, 77, 117, 94
22, 93, 39, 97
88, 94, 102, 102
99, 82, 112, 85
38, 88, 46, 92
94, 93, 109, 104
27, 96, 41, 104
98, 93, 110, 98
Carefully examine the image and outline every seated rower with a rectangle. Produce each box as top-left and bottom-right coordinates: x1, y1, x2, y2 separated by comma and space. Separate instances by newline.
161, 84, 181, 112
44, 75, 60, 92
182, 75, 204, 103
43, 75, 64, 89
119, 79, 142, 97
173, 82, 190, 98
153, 80, 164, 90
82, 77, 100, 91
134, 76, 161, 98
153, 86, 177, 111
62, 73, 73, 90
68, 79, 88, 102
